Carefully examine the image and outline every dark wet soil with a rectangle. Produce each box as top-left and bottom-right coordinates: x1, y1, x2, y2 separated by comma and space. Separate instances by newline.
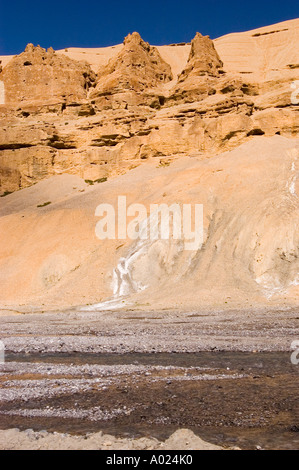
1, 352, 299, 450
5, 351, 297, 370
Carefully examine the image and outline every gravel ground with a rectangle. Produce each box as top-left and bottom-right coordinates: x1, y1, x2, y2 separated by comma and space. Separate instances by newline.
0, 306, 298, 450
0, 306, 298, 354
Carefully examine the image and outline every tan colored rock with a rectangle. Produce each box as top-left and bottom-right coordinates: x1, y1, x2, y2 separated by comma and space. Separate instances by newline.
178, 32, 223, 82
0, 44, 96, 106
91, 32, 172, 107
169, 34, 241, 105
0, 123, 56, 149
0, 20, 298, 195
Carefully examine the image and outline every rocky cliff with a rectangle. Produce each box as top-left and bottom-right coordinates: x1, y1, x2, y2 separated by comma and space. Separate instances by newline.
0, 19, 298, 309
0, 19, 298, 195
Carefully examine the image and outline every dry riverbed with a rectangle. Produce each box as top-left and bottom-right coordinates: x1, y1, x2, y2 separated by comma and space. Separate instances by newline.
0, 307, 298, 450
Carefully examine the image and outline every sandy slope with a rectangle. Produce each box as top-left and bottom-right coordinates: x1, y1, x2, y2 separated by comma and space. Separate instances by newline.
214, 18, 299, 79
0, 135, 298, 309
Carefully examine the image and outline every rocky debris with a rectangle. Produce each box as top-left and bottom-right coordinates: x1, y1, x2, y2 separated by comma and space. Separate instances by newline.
0, 347, 295, 450
169, 33, 255, 108
0, 44, 96, 105
167, 33, 223, 104
1, 306, 298, 354
0, 146, 57, 193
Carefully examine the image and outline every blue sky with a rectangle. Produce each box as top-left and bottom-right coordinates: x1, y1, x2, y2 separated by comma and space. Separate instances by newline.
0, 0, 298, 55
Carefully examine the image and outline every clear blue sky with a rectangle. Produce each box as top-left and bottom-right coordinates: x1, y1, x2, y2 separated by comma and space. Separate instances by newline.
0, 0, 298, 55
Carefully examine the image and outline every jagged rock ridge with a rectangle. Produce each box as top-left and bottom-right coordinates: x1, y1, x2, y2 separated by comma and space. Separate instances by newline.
0, 21, 298, 194
92, 32, 173, 97
1, 44, 96, 105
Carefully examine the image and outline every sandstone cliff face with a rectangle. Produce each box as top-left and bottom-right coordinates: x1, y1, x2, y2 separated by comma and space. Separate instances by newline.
178, 32, 223, 81
0, 20, 298, 310
1, 44, 96, 106
0, 20, 298, 195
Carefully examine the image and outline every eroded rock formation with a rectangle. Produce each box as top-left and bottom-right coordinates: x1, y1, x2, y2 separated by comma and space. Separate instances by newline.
0, 21, 298, 194
178, 32, 223, 80
1, 44, 96, 106
91, 32, 173, 107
